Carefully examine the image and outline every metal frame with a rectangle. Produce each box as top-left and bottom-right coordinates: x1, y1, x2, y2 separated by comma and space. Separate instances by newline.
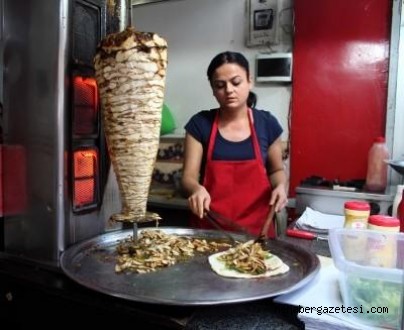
386, 0, 404, 185
130, 0, 184, 7
131, 0, 169, 6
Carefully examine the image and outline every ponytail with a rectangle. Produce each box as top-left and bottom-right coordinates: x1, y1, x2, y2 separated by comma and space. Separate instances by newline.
247, 91, 257, 108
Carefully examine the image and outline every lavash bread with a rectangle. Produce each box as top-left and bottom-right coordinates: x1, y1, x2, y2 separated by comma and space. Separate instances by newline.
208, 250, 289, 279
94, 27, 168, 223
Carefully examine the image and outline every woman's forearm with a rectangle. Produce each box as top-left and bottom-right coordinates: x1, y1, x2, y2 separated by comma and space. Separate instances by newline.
268, 168, 288, 211
181, 176, 203, 197
269, 168, 287, 189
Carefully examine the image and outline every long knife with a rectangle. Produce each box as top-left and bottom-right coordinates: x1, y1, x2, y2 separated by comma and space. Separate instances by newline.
204, 210, 255, 238
203, 211, 238, 246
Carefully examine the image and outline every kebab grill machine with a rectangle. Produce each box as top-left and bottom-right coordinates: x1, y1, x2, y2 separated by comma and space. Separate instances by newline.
0, 0, 130, 268
0, 0, 320, 307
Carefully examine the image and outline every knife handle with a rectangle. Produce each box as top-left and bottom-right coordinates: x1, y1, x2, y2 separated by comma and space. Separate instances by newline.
286, 229, 316, 240
259, 205, 276, 239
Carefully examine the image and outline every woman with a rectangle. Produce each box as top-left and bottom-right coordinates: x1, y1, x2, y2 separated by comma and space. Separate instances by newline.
181, 51, 288, 237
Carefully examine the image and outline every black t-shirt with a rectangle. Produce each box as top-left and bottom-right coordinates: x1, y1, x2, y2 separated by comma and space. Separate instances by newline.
184, 108, 283, 180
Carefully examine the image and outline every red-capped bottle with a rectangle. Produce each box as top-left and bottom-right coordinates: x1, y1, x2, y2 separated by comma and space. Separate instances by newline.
398, 190, 404, 232
365, 137, 389, 192
367, 215, 400, 268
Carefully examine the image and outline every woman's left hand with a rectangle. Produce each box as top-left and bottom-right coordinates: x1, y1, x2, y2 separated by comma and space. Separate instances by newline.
270, 183, 288, 212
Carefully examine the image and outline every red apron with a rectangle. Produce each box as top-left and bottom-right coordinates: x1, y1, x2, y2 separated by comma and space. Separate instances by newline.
191, 109, 275, 238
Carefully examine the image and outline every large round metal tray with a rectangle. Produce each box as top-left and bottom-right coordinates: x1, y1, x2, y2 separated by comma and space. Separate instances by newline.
61, 227, 320, 306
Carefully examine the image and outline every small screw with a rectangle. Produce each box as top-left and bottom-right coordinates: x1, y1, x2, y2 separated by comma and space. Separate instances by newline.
5, 292, 13, 301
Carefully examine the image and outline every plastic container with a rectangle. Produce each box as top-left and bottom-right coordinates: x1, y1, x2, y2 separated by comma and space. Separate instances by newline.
365, 137, 389, 192
329, 228, 404, 329
392, 184, 404, 218
367, 215, 400, 268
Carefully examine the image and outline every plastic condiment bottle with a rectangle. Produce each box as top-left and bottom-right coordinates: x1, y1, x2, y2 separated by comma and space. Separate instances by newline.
398, 196, 404, 268
368, 215, 400, 232
398, 190, 404, 232
365, 137, 389, 192
392, 184, 404, 218
367, 215, 400, 268
343, 201, 370, 263
344, 201, 370, 229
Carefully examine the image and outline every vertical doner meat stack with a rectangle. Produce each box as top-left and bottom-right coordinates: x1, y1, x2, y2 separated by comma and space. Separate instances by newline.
94, 27, 168, 223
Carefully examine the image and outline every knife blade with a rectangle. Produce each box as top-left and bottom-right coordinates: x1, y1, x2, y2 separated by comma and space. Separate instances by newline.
204, 210, 254, 238
203, 211, 236, 245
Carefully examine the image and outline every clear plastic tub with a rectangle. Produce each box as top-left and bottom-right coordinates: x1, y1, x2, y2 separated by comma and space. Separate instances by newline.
328, 228, 404, 329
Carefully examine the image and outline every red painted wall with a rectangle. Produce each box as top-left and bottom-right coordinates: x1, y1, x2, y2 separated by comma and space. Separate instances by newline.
289, 0, 391, 195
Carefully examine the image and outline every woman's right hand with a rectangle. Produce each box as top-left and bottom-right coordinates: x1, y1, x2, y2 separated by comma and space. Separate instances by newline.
188, 185, 211, 219
182, 133, 210, 219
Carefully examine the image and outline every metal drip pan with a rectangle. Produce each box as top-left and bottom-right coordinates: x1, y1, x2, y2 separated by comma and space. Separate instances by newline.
61, 227, 320, 306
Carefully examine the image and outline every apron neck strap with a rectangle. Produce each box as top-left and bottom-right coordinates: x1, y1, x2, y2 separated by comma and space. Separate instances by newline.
207, 108, 264, 164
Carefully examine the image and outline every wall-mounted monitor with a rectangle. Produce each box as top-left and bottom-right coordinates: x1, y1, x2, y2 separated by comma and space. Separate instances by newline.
255, 53, 293, 82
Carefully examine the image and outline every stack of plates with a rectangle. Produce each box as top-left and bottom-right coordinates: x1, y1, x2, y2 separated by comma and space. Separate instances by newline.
299, 313, 379, 330
295, 207, 345, 235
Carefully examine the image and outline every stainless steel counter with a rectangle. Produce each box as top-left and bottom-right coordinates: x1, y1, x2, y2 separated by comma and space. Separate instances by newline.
296, 185, 395, 215
148, 193, 188, 210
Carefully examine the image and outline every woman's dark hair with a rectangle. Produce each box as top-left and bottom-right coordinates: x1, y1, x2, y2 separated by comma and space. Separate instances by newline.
207, 51, 257, 108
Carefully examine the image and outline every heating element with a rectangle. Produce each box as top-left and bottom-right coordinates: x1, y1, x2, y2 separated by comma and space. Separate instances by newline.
0, 0, 123, 267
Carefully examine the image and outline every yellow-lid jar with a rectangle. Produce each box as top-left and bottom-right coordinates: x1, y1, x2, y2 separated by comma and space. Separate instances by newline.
344, 201, 370, 229
367, 215, 400, 268
342, 201, 371, 263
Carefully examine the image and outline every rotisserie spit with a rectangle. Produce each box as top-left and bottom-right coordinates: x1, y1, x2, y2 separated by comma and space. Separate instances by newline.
94, 26, 168, 223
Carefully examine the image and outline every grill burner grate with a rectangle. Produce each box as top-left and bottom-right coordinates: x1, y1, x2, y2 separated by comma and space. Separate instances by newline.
73, 1, 100, 66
